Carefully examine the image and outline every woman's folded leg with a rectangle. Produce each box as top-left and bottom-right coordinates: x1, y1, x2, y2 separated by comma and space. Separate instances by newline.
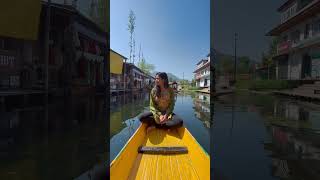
163, 114, 183, 129
137, 111, 156, 126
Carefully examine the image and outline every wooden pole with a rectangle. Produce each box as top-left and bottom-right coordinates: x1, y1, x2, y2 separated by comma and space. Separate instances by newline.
44, 0, 51, 96
234, 33, 237, 84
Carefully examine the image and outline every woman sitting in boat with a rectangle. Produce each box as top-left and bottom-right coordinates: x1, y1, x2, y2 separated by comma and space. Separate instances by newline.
138, 72, 183, 132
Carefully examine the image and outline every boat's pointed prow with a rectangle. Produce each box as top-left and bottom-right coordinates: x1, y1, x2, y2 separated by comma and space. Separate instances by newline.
110, 123, 210, 180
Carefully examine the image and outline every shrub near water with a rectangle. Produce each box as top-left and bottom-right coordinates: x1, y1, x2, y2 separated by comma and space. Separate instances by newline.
187, 86, 201, 91
250, 80, 288, 90
236, 80, 299, 90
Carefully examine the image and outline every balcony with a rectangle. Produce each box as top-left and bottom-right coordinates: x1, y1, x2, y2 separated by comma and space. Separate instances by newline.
291, 32, 320, 49
195, 72, 210, 80
275, 32, 320, 56
277, 41, 292, 55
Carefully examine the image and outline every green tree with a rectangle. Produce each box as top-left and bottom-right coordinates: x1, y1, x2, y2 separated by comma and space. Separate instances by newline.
179, 80, 189, 84
238, 56, 251, 74
268, 37, 279, 58
191, 79, 196, 87
128, 10, 136, 63
263, 37, 279, 79
137, 57, 155, 75
220, 56, 234, 75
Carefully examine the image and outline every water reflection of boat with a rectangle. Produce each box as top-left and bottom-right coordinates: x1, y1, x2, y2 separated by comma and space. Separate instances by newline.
110, 123, 210, 179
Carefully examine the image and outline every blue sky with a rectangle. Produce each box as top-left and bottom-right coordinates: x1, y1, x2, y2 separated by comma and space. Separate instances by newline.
111, 0, 209, 80
213, 0, 281, 61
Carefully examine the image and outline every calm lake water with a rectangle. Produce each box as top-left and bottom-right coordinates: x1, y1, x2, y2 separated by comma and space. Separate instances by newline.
213, 91, 320, 180
0, 95, 107, 180
110, 91, 211, 162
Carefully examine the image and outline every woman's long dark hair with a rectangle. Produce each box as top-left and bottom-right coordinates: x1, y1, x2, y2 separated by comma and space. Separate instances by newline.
155, 72, 169, 98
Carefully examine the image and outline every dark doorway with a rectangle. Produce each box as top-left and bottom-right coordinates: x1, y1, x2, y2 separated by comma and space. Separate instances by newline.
278, 57, 288, 80
301, 54, 311, 78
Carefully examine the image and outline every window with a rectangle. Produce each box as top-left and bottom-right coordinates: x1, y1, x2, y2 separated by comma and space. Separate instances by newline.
0, 38, 14, 51
291, 30, 300, 43
0, 39, 4, 49
305, 24, 310, 39
289, 9, 291, 17
313, 19, 320, 34
283, 35, 288, 42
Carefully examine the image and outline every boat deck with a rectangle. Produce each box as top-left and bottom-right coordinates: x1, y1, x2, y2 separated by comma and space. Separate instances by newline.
128, 128, 201, 180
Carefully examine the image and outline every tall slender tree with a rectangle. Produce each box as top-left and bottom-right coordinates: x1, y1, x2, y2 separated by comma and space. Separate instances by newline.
133, 33, 136, 64
137, 56, 155, 76
138, 44, 141, 63
127, 10, 136, 63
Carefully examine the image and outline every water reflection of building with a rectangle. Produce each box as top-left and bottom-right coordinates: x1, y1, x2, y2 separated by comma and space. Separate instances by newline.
0, 111, 19, 150
274, 101, 301, 121
265, 125, 320, 179
110, 92, 150, 137
272, 126, 320, 160
193, 93, 210, 128
110, 92, 149, 111
271, 100, 320, 129
0, 95, 106, 179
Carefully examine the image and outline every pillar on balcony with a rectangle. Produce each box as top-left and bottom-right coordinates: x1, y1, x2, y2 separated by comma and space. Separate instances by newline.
276, 60, 279, 80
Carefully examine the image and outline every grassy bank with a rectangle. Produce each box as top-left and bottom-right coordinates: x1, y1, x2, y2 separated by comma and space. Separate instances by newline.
186, 86, 201, 91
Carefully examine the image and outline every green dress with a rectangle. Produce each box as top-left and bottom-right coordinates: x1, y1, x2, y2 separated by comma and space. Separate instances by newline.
149, 87, 175, 124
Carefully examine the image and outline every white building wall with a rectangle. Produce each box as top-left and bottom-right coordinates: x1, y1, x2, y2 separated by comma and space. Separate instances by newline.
200, 79, 205, 87
277, 12, 320, 80
198, 76, 210, 88
288, 52, 302, 79
281, 2, 298, 23
311, 47, 320, 78
196, 80, 200, 87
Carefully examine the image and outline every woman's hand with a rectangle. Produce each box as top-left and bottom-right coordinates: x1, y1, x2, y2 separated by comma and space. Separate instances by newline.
160, 114, 169, 124
163, 114, 168, 121
159, 115, 166, 124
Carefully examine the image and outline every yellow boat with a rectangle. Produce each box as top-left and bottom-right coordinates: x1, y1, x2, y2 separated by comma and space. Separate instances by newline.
110, 123, 210, 180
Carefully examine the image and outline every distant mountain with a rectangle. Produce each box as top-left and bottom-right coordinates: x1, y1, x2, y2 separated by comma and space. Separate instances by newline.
151, 71, 181, 82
